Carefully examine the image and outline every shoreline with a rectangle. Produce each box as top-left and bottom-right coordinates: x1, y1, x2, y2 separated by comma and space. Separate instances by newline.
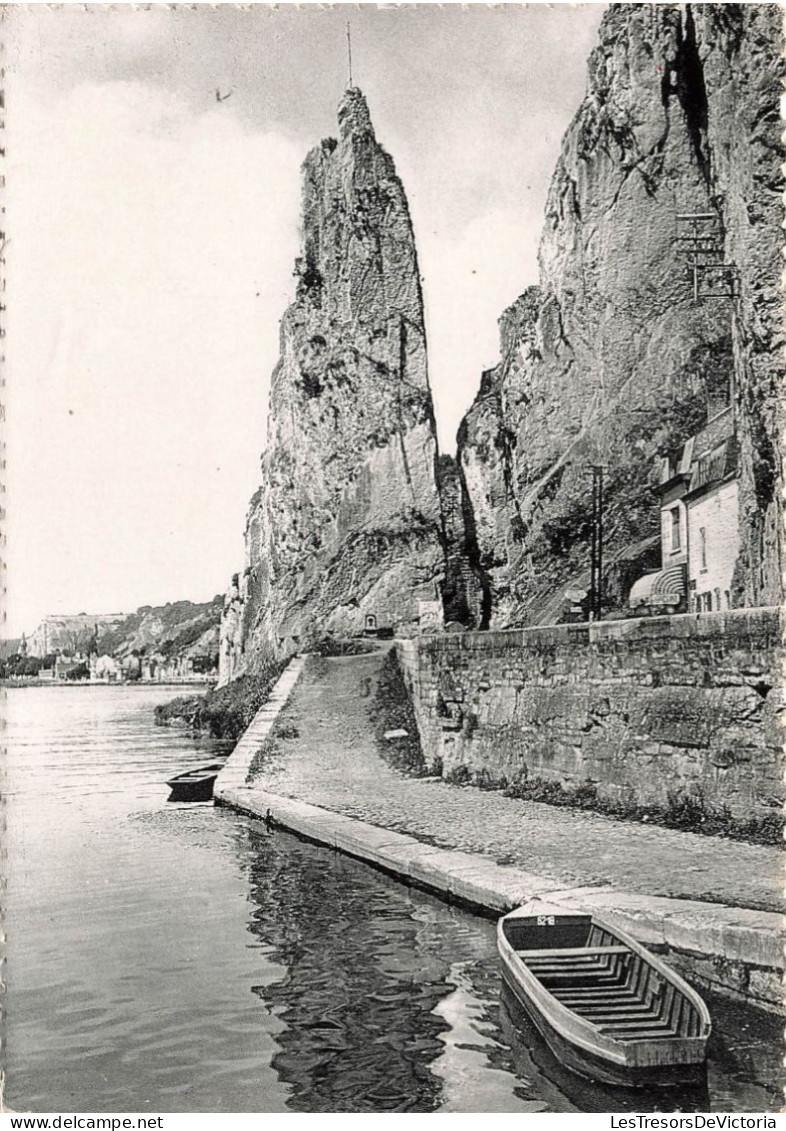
214, 658, 785, 1014
1, 679, 215, 689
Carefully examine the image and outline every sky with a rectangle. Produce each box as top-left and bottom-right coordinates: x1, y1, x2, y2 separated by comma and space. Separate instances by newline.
4, 3, 605, 637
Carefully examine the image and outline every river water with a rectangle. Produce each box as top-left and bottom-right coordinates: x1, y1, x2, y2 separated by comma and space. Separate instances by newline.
4, 686, 782, 1113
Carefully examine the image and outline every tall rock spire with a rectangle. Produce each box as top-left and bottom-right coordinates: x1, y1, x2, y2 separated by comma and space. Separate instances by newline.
220, 89, 446, 679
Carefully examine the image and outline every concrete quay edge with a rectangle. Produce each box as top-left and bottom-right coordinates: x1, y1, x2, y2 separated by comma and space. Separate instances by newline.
215, 782, 783, 975
213, 657, 307, 794
213, 659, 784, 1011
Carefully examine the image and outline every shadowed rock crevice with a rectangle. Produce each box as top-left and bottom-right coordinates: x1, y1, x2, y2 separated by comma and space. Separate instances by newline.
674, 6, 711, 188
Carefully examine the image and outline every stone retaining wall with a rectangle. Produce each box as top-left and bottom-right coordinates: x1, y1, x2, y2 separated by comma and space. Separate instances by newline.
397, 609, 783, 821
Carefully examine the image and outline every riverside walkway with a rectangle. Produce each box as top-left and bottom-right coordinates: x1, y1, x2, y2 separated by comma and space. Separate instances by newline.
214, 650, 784, 1011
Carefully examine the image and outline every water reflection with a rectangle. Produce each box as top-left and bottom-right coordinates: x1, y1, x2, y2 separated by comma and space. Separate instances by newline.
704, 994, 784, 1112
241, 827, 450, 1111
430, 962, 548, 1113
236, 821, 784, 1115
5, 688, 782, 1114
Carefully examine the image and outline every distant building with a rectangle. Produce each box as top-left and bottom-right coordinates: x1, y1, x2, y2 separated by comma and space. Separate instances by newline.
630, 406, 738, 615
138, 652, 215, 682
54, 655, 89, 680
91, 654, 124, 682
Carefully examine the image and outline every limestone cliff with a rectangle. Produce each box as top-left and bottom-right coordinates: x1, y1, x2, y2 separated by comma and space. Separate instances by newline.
221, 89, 446, 681
458, 4, 783, 624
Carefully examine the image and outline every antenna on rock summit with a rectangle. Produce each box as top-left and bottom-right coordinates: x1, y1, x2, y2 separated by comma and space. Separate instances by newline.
346, 21, 353, 88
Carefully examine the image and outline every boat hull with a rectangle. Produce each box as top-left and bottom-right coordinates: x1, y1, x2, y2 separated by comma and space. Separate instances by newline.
166, 764, 222, 802
501, 962, 706, 1090
499, 981, 710, 1111
497, 899, 710, 1090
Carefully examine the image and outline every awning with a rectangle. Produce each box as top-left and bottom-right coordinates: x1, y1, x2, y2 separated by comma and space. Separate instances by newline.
629, 563, 687, 606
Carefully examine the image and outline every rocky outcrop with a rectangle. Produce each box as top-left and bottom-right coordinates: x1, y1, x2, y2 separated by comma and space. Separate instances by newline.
457, 291, 542, 625
458, 4, 783, 625
221, 89, 446, 682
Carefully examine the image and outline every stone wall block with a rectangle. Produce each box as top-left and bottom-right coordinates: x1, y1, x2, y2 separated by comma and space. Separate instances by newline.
399, 608, 781, 820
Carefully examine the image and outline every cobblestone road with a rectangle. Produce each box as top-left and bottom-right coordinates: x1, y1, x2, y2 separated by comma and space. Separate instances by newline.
248, 651, 782, 913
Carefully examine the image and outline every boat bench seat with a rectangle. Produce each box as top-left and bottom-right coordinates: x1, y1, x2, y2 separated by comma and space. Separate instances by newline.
518, 946, 628, 959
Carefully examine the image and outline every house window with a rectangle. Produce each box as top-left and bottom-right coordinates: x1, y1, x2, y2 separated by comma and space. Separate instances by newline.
670, 507, 681, 551
699, 527, 707, 571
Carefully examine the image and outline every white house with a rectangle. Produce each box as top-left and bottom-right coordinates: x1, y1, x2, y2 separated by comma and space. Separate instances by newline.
630, 405, 738, 614
91, 654, 124, 682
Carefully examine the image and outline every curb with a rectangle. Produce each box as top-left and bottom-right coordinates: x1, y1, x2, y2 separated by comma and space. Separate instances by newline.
214, 666, 784, 1013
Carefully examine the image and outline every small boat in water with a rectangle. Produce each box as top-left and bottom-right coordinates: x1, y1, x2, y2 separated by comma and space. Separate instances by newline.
497, 899, 711, 1089
166, 763, 224, 802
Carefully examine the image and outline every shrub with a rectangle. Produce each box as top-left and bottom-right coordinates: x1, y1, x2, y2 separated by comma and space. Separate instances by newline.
445, 764, 472, 786
369, 648, 429, 776
500, 775, 783, 847
311, 635, 378, 657
65, 663, 90, 681
245, 736, 280, 783
473, 767, 507, 792
154, 658, 286, 740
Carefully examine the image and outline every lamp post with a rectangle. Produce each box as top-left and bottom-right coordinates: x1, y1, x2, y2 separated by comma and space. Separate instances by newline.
586, 406, 656, 621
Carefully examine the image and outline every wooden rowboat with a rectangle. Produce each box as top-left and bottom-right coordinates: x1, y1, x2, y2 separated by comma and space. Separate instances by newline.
166, 763, 224, 802
497, 899, 711, 1089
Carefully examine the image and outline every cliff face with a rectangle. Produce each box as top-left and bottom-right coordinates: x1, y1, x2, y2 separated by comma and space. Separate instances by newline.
458, 4, 783, 624
221, 89, 445, 681
692, 4, 784, 606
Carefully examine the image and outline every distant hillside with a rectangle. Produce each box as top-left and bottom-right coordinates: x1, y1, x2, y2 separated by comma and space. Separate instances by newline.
97, 598, 223, 663
22, 598, 223, 666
